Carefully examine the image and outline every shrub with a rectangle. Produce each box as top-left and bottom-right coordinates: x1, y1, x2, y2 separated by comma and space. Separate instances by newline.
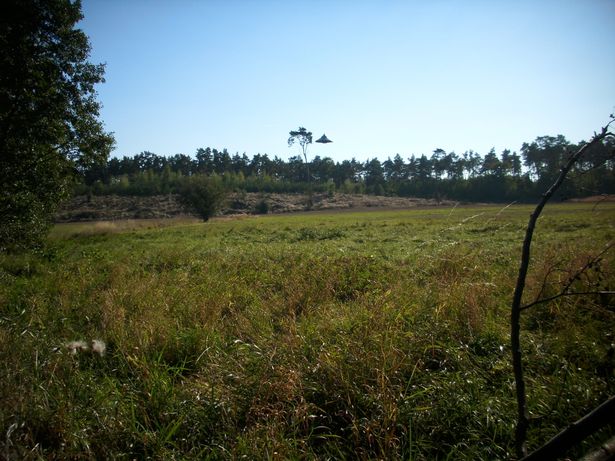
177, 176, 225, 221
254, 199, 269, 215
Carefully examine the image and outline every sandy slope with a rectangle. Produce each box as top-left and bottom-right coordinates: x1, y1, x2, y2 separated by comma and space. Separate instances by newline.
55, 193, 457, 222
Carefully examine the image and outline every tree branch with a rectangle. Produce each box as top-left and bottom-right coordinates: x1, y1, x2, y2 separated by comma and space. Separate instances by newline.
532, 261, 565, 304
520, 395, 615, 461
510, 120, 614, 458
520, 290, 615, 311
592, 194, 612, 212
579, 434, 615, 461
521, 243, 613, 311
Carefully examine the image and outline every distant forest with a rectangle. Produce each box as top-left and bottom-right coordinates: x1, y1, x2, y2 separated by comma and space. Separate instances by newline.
79, 134, 615, 202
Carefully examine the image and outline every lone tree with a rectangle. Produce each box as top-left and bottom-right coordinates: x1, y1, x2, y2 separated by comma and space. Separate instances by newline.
288, 127, 313, 206
0, 0, 115, 251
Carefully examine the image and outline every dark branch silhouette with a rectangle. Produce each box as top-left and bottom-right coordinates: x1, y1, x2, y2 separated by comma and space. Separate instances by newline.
520, 290, 615, 311
510, 118, 614, 458
520, 243, 614, 311
520, 396, 615, 461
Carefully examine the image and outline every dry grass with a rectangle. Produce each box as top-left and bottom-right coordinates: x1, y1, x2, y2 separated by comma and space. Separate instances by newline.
1, 203, 614, 459
50, 217, 201, 237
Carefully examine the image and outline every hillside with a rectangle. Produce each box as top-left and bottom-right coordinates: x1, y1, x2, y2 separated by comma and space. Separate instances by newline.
55, 192, 457, 222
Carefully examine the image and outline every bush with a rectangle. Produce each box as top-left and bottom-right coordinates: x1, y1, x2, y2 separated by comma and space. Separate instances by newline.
254, 199, 269, 215
177, 176, 225, 221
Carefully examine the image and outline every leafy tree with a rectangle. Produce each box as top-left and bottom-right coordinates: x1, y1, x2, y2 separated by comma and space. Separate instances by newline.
462, 150, 482, 178
431, 148, 447, 179
288, 127, 313, 204
443, 151, 462, 180
383, 154, 406, 181
195, 147, 213, 173
134, 151, 164, 172
364, 158, 385, 193
231, 152, 249, 174
330, 159, 356, 187
416, 155, 432, 180
521, 134, 570, 182
500, 149, 514, 176
169, 153, 195, 176
177, 175, 225, 221
406, 155, 418, 179
311, 155, 336, 182
211, 148, 232, 174
570, 137, 615, 196
288, 127, 313, 166
508, 151, 523, 177
481, 148, 502, 176
0, 0, 114, 251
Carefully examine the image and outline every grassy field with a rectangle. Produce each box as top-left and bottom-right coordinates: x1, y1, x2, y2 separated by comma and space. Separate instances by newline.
1, 203, 614, 459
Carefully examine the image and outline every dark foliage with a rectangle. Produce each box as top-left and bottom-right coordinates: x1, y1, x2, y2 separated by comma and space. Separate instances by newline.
0, 0, 114, 251
77, 134, 615, 203
177, 175, 225, 221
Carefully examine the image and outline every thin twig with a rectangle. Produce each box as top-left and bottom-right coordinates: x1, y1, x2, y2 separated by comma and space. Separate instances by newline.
510, 119, 614, 458
533, 261, 565, 305
520, 291, 615, 311
592, 194, 610, 212
496, 201, 517, 216
524, 243, 613, 310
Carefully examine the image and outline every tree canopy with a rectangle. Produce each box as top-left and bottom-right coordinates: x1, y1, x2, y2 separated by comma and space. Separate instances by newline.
0, 0, 114, 250
77, 133, 615, 203
287, 127, 312, 163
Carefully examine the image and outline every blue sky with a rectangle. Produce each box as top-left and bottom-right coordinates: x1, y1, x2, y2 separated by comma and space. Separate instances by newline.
80, 0, 615, 163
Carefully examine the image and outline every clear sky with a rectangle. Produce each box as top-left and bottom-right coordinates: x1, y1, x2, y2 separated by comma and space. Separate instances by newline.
80, 0, 615, 163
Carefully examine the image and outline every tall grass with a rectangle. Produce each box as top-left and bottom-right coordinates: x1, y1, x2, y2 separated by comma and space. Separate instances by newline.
1, 204, 613, 459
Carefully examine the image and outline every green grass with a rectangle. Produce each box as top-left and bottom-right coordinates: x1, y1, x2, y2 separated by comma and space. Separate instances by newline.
1, 203, 614, 459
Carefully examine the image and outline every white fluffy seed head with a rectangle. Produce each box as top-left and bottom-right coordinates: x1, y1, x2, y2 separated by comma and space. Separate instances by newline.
91, 339, 106, 356
66, 340, 89, 354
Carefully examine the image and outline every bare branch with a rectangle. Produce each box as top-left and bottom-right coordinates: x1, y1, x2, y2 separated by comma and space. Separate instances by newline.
532, 261, 565, 305
564, 245, 611, 292
592, 194, 611, 212
521, 396, 615, 461
510, 123, 614, 458
520, 290, 615, 311
522, 243, 613, 311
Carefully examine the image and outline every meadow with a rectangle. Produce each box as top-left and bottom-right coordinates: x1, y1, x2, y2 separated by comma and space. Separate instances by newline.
1, 203, 614, 460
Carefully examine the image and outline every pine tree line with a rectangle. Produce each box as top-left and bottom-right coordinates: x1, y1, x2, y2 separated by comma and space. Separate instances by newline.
78, 135, 615, 202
